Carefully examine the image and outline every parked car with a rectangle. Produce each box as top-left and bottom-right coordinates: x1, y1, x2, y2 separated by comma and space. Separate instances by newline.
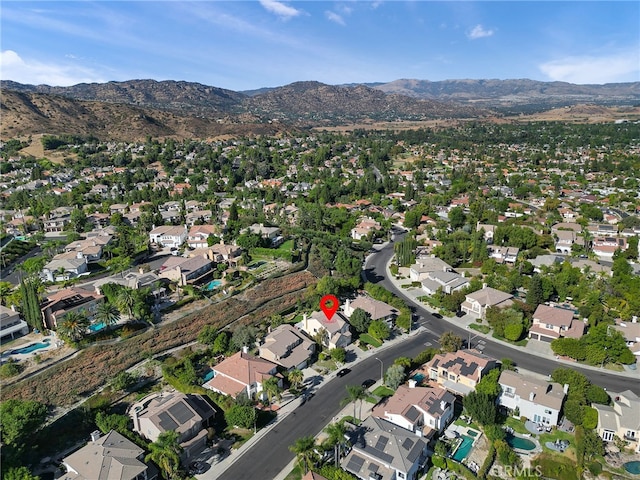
336, 368, 351, 377
188, 461, 207, 475
361, 379, 376, 389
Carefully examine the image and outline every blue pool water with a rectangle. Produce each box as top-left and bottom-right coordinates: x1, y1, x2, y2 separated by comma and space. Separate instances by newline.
206, 280, 222, 291
11, 340, 50, 355
452, 435, 474, 462
624, 461, 640, 475
202, 370, 214, 382
89, 322, 107, 332
412, 373, 425, 382
507, 434, 536, 451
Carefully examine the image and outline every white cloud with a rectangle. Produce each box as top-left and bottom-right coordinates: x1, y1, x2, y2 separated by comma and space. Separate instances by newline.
0, 50, 105, 86
539, 52, 640, 84
259, 0, 302, 19
325, 10, 346, 26
467, 24, 494, 40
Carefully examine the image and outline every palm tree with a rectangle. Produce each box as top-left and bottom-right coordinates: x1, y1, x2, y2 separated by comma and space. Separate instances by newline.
94, 302, 120, 330
57, 311, 90, 342
287, 368, 304, 390
340, 385, 367, 420
145, 430, 182, 480
262, 376, 282, 405
324, 422, 347, 467
289, 435, 318, 474
116, 288, 136, 321
0, 281, 13, 306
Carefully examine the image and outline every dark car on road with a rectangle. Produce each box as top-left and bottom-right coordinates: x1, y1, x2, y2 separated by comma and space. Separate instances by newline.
336, 368, 351, 377
361, 379, 376, 389
188, 461, 207, 475
432, 313, 443, 319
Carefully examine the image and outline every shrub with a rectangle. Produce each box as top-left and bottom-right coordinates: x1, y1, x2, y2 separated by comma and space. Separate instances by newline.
0, 359, 23, 379
582, 407, 598, 429
503, 322, 524, 341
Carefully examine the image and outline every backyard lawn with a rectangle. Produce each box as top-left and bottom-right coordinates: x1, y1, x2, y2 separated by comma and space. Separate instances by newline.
359, 333, 382, 348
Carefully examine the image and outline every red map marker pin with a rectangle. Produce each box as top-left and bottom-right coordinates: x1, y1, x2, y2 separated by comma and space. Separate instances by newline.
320, 294, 339, 322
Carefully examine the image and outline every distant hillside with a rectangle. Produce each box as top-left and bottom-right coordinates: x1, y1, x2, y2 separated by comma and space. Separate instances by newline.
371, 78, 640, 112
2, 77, 639, 140
0, 90, 285, 142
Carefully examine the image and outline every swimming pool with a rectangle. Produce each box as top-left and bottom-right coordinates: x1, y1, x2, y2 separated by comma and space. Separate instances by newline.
88, 322, 107, 332
206, 280, 222, 291
452, 435, 474, 462
507, 434, 536, 451
624, 461, 640, 475
412, 373, 425, 382
202, 370, 214, 383
11, 340, 50, 355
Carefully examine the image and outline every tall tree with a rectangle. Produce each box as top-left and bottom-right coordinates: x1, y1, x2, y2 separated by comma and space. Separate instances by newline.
526, 274, 544, 309
289, 435, 318, 474
324, 422, 348, 467
145, 430, 182, 480
57, 311, 89, 343
116, 288, 136, 321
93, 302, 120, 330
287, 369, 304, 390
340, 385, 367, 420
19, 277, 43, 332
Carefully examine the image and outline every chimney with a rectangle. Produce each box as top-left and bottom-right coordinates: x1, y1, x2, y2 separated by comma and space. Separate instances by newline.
482, 283, 487, 289
303, 313, 308, 330
408, 379, 417, 388
345, 299, 350, 314
76, 251, 83, 259
10, 305, 16, 312
242, 345, 249, 354
563, 384, 569, 395
440, 401, 447, 411
633, 316, 638, 323
90, 430, 102, 442
529, 392, 535, 401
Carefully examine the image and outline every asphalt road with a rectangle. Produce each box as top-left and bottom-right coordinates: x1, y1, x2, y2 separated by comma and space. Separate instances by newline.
210, 238, 640, 480
217, 332, 441, 480
364, 239, 640, 395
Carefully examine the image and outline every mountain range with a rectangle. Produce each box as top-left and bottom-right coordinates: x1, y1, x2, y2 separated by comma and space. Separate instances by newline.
1, 78, 639, 141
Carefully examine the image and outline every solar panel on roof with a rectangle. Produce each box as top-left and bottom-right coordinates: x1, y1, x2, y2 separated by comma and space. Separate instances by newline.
405, 406, 421, 422
407, 442, 424, 462
402, 438, 415, 450
158, 412, 178, 431
346, 455, 365, 473
374, 436, 388, 451
368, 464, 379, 472
168, 402, 195, 425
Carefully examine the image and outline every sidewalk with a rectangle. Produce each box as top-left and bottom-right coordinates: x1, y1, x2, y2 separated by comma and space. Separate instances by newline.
379, 252, 640, 381
204, 324, 421, 480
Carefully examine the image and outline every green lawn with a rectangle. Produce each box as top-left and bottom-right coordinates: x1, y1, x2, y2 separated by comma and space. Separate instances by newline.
372, 385, 394, 398
359, 334, 382, 348
532, 453, 579, 480
468, 323, 490, 334
504, 416, 530, 435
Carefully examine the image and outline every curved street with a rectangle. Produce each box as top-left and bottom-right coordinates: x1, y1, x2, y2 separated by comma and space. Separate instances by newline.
213, 240, 639, 480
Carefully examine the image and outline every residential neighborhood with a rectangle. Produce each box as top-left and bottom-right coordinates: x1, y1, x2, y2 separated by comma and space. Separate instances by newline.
1, 121, 640, 480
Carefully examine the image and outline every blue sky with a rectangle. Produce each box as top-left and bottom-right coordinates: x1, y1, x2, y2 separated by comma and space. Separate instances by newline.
1, 1, 638, 90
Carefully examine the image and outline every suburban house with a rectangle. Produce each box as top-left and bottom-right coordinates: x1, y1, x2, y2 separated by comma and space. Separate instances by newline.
611, 318, 640, 357
41, 287, 104, 330
129, 392, 216, 462
497, 370, 567, 426
203, 242, 242, 266
245, 223, 283, 247
409, 257, 453, 282
341, 416, 430, 480
61, 430, 157, 480
43, 214, 70, 233
423, 349, 497, 396
149, 225, 188, 249
371, 382, 455, 439
351, 217, 382, 241
554, 230, 579, 254
0, 304, 28, 340
488, 246, 520, 264
64, 235, 112, 263
476, 223, 497, 243
187, 225, 218, 249
203, 350, 281, 400
421, 271, 469, 295
94, 270, 162, 294
42, 253, 88, 282
296, 311, 352, 350
594, 390, 640, 452
343, 295, 398, 326
460, 287, 514, 320
259, 324, 316, 370
158, 255, 213, 286
592, 236, 628, 259
528, 304, 585, 342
